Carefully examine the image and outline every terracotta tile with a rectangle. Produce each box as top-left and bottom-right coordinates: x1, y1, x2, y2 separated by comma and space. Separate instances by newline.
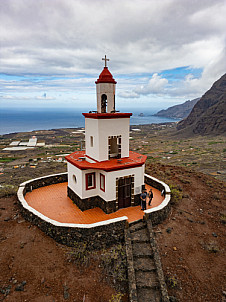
25, 183, 164, 224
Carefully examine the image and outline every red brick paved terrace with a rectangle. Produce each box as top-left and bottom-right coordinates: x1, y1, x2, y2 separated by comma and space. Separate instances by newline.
25, 183, 164, 224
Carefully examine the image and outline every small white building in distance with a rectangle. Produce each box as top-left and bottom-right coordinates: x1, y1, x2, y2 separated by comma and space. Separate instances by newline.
66, 56, 147, 213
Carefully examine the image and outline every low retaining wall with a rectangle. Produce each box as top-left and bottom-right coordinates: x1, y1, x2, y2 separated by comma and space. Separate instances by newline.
17, 172, 171, 249
17, 173, 127, 250
22, 172, 68, 193
146, 219, 170, 302
124, 227, 138, 302
144, 174, 171, 225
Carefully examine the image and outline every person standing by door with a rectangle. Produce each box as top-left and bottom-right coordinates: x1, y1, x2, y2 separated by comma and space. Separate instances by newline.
148, 189, 153, 206
140, 189, 147, 211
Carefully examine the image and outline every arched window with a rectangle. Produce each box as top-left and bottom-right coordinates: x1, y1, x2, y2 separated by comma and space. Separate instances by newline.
101, 94, 107, 113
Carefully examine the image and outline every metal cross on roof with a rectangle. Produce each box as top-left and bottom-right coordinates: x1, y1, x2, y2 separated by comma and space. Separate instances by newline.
102, 55, 109, 67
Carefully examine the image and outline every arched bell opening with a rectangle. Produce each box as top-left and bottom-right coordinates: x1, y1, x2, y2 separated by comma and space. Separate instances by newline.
101, 94, 107, 113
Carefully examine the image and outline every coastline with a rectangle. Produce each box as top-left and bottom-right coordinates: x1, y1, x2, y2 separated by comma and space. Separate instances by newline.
0, 122, 177, 137
0, 108, 179, 136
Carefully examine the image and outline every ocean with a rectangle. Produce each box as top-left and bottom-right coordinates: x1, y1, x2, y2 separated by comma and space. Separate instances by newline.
0, 108, 179, 135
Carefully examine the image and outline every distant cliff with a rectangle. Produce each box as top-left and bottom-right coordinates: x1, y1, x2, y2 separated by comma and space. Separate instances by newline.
154, 98, 200, 119
177, 73, 226, 136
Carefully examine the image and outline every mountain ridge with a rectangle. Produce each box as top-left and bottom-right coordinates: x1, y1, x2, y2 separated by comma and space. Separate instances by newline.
154, 98, 200, 119
177, 73, 226, 136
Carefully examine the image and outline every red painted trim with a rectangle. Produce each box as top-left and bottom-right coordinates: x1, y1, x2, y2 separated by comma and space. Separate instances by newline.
83, 113, 132, 119
100, 173, 105, 192
85, 172, 96, 190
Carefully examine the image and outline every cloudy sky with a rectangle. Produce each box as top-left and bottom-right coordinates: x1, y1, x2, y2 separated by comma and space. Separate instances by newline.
0, 0, 226, 111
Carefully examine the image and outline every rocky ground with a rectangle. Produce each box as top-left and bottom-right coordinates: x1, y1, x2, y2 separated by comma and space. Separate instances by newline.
0, 124, 225, 301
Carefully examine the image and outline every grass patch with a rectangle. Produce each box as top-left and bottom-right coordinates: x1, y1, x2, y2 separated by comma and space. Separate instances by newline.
208, 141, 224, 145
0, 157, 17, 163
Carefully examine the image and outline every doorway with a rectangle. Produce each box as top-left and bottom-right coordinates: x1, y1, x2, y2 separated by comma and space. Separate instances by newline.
118, 176, 132, 209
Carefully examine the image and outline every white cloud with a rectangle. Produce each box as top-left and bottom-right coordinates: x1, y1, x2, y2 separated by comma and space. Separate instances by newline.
135, 73, 168, 96
1, 0, 226, 75
36, 95, 55, 100
0, 0, 226, 107
120, 73, 169, 98
118, 91, 140, 99
166, 47, 226, 98
0, 95, 14, 99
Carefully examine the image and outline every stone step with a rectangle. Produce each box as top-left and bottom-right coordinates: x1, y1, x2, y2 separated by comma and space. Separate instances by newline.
132, 239, 150, 244
134, 255, 154, 260
129, 221, 145, 233
129, 219, 143, 226
134, 257, 156, 271
137, 287, 162, 302
132, 242, 153, 257
135, 270, 160, 289
130, 228, 149, 242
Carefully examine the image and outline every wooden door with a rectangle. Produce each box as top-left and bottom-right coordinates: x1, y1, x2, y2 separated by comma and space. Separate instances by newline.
118, 177, 132, 209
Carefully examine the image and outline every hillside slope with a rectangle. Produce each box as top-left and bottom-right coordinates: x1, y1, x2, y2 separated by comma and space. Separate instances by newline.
177, 73, 226, 136
154, 98, 199, 119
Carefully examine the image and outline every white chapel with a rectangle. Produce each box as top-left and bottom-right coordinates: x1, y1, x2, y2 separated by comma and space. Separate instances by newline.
66, 56, 147, 214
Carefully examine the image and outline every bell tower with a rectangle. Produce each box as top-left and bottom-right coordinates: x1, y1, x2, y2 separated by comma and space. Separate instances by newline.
66, 56, 146, 214
95, 55, 117, 113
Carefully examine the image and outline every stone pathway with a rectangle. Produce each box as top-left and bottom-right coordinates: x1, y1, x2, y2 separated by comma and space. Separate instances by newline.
125, 219, 169, 302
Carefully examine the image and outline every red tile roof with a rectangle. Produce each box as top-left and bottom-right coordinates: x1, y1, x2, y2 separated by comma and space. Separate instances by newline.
95, 67, 117, 84
65, 151, 147, 172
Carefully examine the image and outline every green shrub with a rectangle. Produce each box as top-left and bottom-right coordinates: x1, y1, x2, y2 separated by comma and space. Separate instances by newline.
202, 242, 219, 253
220, 214, 226, 224
166, 275, 180, 289
0, 185, 18, 198
109, 292, 124, 302
169, 184, 183, 205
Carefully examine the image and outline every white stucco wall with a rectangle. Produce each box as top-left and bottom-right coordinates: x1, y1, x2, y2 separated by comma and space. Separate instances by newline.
102, 165, 145, 201
85, 117, 130, 162
85, 118, 99, 161
68, 163, 100, 199
67, 163, 83, 198
68, 164, 144, 201
96, 82, 116, 113
99, 118, 130, 160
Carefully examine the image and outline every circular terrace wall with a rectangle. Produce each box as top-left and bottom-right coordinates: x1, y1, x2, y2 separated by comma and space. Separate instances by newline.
17, 172, 171, 249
